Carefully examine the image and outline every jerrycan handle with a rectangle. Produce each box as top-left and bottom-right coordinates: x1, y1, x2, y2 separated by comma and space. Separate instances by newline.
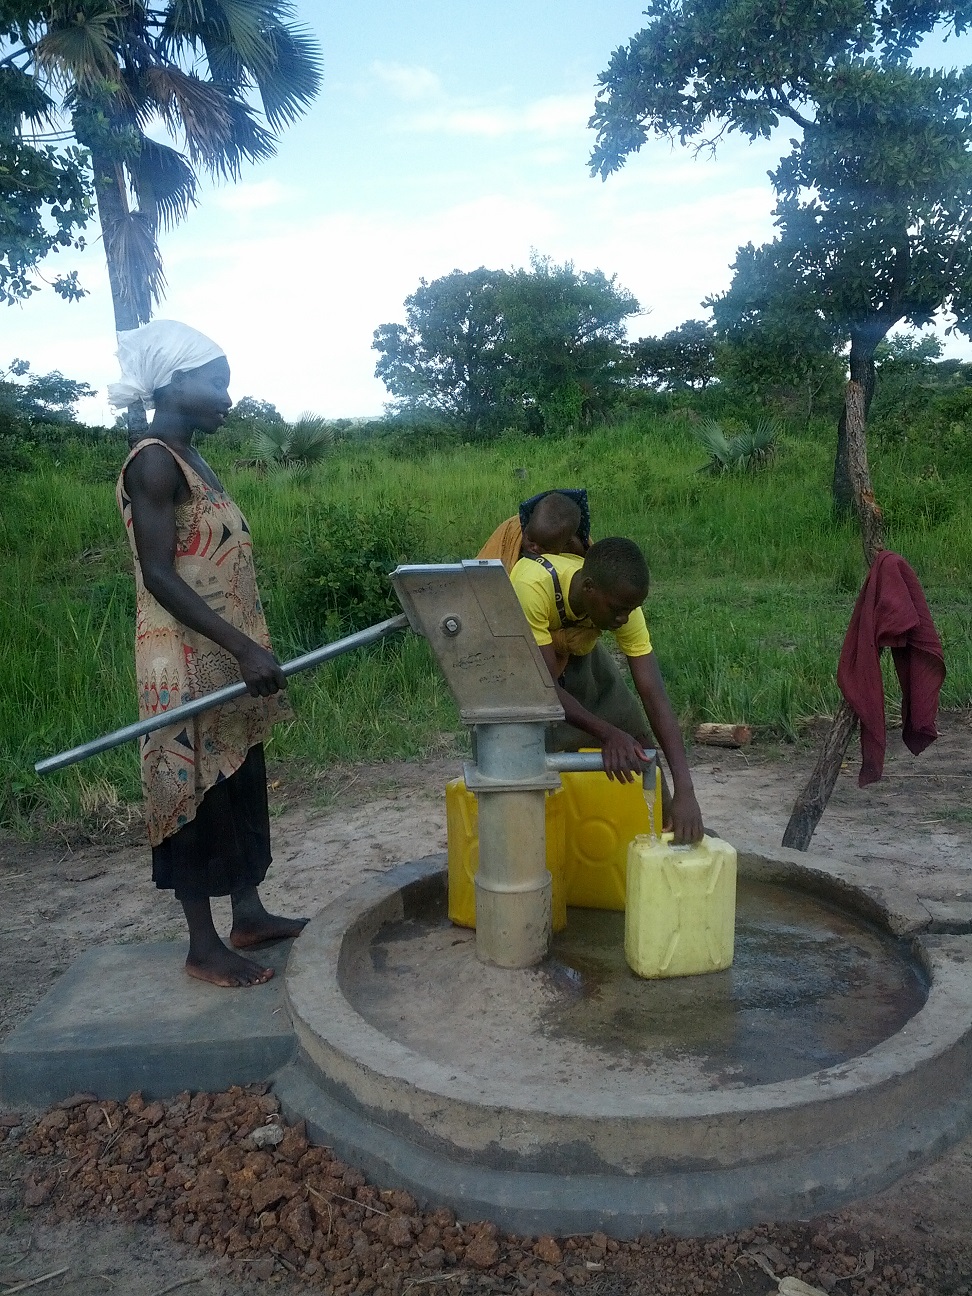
660, 831, 694, 854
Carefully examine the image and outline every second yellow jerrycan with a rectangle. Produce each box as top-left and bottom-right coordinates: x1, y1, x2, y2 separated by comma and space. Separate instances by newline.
625, 833, 737, 979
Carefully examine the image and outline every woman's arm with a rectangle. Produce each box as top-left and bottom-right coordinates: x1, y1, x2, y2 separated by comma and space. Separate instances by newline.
125, 446, 285, 698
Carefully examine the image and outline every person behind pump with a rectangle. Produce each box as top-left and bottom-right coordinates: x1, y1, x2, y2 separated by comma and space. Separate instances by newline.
110, 320, 305, 989
477, 487, 590, 573
511, 534, 704, 844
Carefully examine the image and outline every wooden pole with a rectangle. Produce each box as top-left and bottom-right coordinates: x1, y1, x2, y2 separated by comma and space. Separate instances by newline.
782, 379, 884, 850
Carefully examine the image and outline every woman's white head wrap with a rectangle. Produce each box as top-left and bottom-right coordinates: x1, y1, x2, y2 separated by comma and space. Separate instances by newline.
107, 320, 226, 409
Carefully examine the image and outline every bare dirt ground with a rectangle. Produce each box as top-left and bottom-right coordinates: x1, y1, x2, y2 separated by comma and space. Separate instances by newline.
1, 713, 971, 1295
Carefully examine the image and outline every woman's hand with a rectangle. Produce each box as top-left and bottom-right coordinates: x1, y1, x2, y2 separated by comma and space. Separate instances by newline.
234, 640, 287, 697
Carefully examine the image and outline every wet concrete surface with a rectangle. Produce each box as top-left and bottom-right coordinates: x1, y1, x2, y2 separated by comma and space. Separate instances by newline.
347, 880, 928, 1093
543, 882, 928, 1086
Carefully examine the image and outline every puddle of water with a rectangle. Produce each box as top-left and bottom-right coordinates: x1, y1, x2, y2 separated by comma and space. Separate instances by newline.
543, 880, 928, 1085
349, 880, 928, 1090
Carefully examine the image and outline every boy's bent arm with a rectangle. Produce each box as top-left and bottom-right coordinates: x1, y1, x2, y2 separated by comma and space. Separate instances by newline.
627, 653, 703, 844
537, 644, 649, 783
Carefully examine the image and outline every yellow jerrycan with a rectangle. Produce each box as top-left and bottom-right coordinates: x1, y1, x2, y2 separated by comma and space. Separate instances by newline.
625, 833, 737, 979
560, 757, 663, 911
445, 778, 567, 932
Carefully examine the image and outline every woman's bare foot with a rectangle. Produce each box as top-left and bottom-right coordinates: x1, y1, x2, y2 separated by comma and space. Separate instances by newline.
229, 913, 308, 949
185, 945, 274, 987
229, 885, 308, 949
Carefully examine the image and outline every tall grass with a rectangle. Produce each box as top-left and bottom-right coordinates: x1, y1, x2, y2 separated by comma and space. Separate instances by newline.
3, 416, 969, 829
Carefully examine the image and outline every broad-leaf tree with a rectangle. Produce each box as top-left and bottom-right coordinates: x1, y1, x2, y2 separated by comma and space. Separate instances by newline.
631, 319, 717, 391
0, 3, 90, 304
373, 258, 639, 436
2, 2, 322, 338
709, 243, 845, 423
501, 255, 638, 432
590, 0, 972, 547
0, 356, 94, 428
373, 267, 510, 435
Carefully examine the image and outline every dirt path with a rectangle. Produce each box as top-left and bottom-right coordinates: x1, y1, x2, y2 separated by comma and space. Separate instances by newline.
1, 715, 971, 1293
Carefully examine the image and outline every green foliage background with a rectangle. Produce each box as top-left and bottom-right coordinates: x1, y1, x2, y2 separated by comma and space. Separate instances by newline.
3, 406, 969, 831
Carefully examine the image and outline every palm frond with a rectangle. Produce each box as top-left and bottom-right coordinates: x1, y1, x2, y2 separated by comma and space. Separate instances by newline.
251, 21, 322, 130
691, 419, 734, 474
106, 208, 165, 321
249, 415, 332, 469
731, 418, 782, 472
159, 0, 321, 126
158, 0, 208, 42
249, 423, 289, 462
34, 3, 122, 91
692, 417, 783, 475
203, 95, 275, 175
143, 63, 233, 139
287, 414, 333, 463
209, 0, 288, 79
142, 63, 274, 175
127, 135, 198, 230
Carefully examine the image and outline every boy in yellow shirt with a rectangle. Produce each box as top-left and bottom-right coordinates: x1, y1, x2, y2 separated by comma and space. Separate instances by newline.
511, 535, 703, 844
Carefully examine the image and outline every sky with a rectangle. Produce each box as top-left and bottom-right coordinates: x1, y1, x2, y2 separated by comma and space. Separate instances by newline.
7, 1, 972, 424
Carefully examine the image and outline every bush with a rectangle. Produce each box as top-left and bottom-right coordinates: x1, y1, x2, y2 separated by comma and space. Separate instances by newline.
283, 499, 424, 647
384, 419, 466, 459
0, 434, 32, 475
692, 417, 782, 475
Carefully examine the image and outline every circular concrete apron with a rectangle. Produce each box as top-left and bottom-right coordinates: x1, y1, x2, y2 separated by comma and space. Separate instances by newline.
275, 847, 972, 1237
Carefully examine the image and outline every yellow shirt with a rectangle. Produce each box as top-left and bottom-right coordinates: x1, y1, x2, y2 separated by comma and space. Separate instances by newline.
510, 553, 652, 658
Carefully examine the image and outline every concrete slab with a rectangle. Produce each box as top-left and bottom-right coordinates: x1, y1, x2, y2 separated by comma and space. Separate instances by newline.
0, 940, 297, 1107
282, 855, 972, 1235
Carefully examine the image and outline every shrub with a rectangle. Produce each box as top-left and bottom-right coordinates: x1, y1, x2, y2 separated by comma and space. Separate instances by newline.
284, 499, 423, 647
0, 434, 32, 475
247, 415, 334, 473
692, 417, 782, 475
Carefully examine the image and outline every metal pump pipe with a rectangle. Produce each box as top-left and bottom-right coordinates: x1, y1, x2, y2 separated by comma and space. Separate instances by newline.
466, 723, 557, 967
466, 727, 656, 967
34, 612, 410, 776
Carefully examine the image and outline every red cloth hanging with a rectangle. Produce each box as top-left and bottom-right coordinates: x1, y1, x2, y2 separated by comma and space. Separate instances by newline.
837, 551, 945, 787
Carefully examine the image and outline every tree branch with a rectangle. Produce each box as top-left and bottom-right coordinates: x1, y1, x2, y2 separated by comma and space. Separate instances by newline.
768, 87, 815, 130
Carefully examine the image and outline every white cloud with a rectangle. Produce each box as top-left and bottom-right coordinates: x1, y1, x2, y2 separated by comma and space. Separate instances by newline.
371, 61, 442, 101
210, 180, 292, 212
403, 92, 591, 140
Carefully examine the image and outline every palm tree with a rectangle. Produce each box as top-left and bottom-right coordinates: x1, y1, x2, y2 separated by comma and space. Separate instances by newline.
7, 1, 321, 423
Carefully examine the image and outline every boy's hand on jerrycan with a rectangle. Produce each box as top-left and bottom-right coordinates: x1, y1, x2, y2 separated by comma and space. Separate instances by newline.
666, 787, 705, 846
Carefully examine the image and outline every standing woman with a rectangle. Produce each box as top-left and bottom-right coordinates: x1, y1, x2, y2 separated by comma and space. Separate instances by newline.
110, 321, 305, 988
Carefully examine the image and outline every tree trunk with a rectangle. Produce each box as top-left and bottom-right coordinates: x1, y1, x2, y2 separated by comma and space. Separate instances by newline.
844, 377, 885, 566
783, 342, 886, 850
831, 333, 877, 513
75, 122, 150, 440
781, 701, 858, 850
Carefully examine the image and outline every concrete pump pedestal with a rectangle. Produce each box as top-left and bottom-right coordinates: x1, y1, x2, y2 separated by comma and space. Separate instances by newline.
276, 846, 972, 1238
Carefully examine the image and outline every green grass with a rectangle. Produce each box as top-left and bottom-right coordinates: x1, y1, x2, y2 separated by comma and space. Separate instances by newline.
3, 414, 970, 829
